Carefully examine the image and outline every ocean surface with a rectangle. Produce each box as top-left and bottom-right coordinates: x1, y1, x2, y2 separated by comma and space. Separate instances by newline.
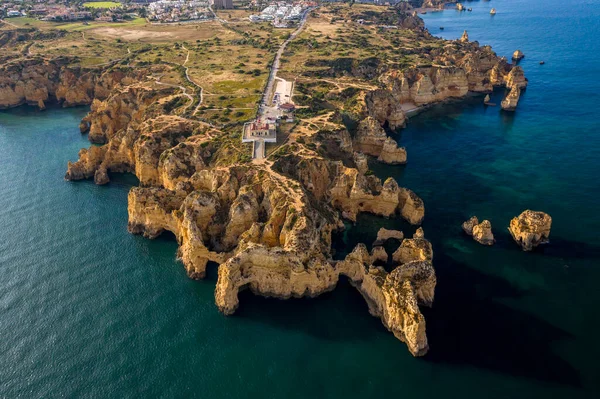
1, 0, 599, 397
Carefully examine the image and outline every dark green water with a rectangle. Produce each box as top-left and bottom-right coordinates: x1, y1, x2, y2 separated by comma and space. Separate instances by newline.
2, 0, 600, 397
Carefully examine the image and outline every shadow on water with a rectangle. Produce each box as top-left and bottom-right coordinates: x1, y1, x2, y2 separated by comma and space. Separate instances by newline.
234, 277, 388, 342
422, 251, 581, 387
228, 231, 584, 386
487, 229, 600, 263
535, 236, 600, 261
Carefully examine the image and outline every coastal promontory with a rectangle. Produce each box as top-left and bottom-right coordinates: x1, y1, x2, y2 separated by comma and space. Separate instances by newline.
0, 1, 528, 356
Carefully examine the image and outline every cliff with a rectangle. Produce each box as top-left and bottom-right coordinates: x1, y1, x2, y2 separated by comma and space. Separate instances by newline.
68, 80, 431, 355
0, 57, 147, 110
337, 241, 436, 356
2, 2, 537, 358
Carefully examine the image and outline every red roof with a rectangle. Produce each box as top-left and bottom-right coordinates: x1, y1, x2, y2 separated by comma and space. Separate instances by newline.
279, 103, 296, 110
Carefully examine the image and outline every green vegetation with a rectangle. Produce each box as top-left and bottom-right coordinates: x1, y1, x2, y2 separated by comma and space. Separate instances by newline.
82, 2, 122, 9
57, 18, 146, 32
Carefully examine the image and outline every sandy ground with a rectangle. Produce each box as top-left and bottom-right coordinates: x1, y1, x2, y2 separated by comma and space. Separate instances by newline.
91, 27, 174, 41
90, 22, 222, 42
274, 78, 294, 105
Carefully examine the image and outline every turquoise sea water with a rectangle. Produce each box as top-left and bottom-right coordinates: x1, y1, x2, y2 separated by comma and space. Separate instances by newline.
1, 0, 600, 397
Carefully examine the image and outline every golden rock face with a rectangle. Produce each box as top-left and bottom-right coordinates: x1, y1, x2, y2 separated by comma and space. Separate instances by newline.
509, 210, 552, 251
462, 216, 495, 246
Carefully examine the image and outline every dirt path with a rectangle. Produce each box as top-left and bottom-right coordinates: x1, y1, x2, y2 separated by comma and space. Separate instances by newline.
154, 76, 194, 111
262, 162, 305, 211
0, 19, 17, 28
180, 44, 206, 115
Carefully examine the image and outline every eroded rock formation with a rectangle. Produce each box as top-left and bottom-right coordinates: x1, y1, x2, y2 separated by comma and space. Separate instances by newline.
508, 210, 552, 251
2, 1, 538, 359
67, 83, 432, 355
462, 216, 495, 245
501, 86, 521, 111
337, 242, 436, 356
512, 50, 525, 61
373, 227, 404, 246
352, 116, 407, 164
0, 57, 146, 110
393, 229, 433, 264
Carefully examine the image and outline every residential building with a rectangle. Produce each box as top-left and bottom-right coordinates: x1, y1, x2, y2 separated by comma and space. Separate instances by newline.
211, 0, 233, 10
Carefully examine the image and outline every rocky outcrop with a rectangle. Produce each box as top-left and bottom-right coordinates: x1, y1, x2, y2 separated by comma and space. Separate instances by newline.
215, 244, 339, 315
352, 117, 407, 164
512, 50, 525, 61
0, 58, 65, 109
353, 116, 388, 156
462, 217, 495, 245
0, 57, 144, 110
66, 102, 210, 186
421, 0, 453, 9
378, 137, 407, 164
501, 85, 521, 111
363, 90, 406, 129
505, 66, 528, 90
392, 229, 433, 264
460, 30, 469, 42
329, 168, 424, 225
473, 220, 495, 246
508, 210, 552, 251
337, 244, 436, 356
373, 227, 404, 246
110, 112, 431, 356
462, 216, 479, 235
349, 35, 528, 133
353, 152, 369, 174
380, 66, 469, 107
371, 245, 389, 264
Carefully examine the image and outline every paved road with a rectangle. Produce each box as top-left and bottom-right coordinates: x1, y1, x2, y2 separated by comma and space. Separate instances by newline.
259, 8, 313, 118
253, 140, 265, 160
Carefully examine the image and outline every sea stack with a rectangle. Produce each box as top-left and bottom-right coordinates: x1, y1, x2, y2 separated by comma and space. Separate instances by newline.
462, 217, 495, 246
460, 30, 469, 43
501, 86, 521, 111
484, 94, 491, 104
456, 3, 465, 11
508, 210, 552, 251
512, 50, 525, 62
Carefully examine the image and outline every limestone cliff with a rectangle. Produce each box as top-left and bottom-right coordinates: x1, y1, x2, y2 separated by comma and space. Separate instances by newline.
0, 57, 145, 110
352, 116, 407, 164
6, 3, 537, 359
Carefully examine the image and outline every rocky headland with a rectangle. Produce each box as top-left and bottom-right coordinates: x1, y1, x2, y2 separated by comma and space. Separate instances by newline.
0, 2, 528, 356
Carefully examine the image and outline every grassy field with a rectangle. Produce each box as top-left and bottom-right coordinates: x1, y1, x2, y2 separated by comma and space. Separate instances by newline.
0, 16, 146, 32
280, 3, 442, 83
3, 6, 398, 128
82, 2, 122, 8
